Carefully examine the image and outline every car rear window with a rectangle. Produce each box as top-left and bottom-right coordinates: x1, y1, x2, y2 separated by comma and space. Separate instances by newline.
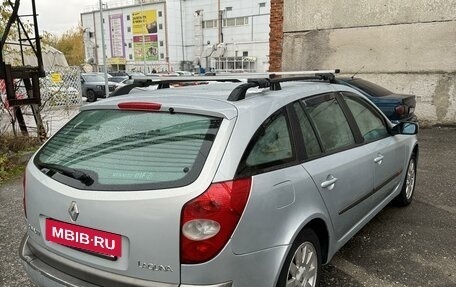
35, 110, 222, 191
348, 79, 393, 97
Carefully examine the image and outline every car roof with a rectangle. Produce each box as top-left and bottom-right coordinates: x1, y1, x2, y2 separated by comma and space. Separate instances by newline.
82, 81, 363, 121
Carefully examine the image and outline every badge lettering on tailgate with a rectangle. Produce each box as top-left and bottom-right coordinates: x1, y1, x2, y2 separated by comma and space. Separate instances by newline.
138, 261, 174, 272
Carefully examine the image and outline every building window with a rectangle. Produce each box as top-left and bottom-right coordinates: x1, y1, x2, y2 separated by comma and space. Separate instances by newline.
160, 53, 165, 59
225, 6, 232, 11
222, 17, 248, 27
203, 20, 217, 29
129, 54, 133, 60
235, 17, 246, 26
243, 51, 249, 57
259, 2, 266, 8
127, 27, 131, 32
159, 41, 164, 47
128, 42, 132, 48
126, 15, 130, 21
158, 11, 162, 17
159, 23, 163, 30
226, 18, 236, 26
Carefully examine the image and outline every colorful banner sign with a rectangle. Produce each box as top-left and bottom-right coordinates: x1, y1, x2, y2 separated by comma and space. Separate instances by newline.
132, 10, 158, 35
109, 14, 125, 58
133, 35, 158, 61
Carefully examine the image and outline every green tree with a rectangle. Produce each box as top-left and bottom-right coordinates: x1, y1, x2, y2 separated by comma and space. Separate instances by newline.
52, 27, 84, 66
0, 1, 12, 36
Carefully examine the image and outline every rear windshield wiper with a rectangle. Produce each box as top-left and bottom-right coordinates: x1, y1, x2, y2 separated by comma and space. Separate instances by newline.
38, 162, 94, 186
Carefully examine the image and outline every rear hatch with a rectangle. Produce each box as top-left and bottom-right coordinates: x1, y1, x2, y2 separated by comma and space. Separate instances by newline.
380, 93, 416, 120
340, 78, 417, 121
25, 101, 235, 285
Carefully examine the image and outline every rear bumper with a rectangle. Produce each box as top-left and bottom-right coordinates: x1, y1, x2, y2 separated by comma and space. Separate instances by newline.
19, 234, 231, 287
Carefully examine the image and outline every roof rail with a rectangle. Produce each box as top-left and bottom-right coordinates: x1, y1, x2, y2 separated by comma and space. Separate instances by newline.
109, 76, 243, 97
227, 72, 339, 101
109, 69, 340, 99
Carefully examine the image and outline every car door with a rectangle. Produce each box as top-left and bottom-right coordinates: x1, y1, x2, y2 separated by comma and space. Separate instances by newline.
295, 94, 375, 242
341, 92, 406, 207
231, 108, 326, 254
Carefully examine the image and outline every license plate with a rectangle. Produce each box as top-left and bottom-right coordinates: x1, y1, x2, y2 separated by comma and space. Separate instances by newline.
46, 218, 122, 257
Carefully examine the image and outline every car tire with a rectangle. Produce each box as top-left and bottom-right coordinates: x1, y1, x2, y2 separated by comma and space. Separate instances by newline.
276, 228, 321, 287
86, 90, 96, 102
393, 153, 417, 207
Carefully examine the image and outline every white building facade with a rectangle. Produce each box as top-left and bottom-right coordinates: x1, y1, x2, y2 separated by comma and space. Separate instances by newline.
81, 0, 270, 73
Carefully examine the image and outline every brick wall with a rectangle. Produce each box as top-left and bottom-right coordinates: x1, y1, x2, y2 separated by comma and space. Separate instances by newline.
268, 0, 284, 72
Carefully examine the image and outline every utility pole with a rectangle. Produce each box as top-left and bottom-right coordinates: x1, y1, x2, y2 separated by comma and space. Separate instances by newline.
99, 0, 109, 97
1, 0, 45, 139
140, 0, 147, 73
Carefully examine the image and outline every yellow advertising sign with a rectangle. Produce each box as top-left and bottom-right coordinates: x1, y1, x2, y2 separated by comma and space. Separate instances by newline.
107, 57, 127, 65
132, 10, 157, 35
50, 73, 62, 83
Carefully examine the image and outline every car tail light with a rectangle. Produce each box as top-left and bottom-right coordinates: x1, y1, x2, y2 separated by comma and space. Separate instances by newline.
395, 105, 407, 116
118, 102, 161, 111
180, 178, 252, 264
23, 171, 27, 218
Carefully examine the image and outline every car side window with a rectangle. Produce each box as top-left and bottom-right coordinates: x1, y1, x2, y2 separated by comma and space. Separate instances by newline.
304, 94, 355, 153
245, 112, 293, 167
343, 93, 389, 142
293, 102, 322, 158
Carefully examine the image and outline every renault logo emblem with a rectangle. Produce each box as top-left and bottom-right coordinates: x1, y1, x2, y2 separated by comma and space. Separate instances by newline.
68, 201, 79, 222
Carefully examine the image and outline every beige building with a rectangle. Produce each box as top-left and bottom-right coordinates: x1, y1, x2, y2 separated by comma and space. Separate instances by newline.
270, 0, 456, 125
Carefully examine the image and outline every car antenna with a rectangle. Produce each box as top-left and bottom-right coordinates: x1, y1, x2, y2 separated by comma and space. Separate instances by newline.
351, 66, 365, 79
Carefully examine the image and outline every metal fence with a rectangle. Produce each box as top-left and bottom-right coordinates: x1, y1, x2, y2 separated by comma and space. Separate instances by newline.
0, 66, 82, 137
40, 66, 82, 110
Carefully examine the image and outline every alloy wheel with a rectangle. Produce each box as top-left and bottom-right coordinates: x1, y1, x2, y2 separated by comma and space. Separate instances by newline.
287, 242, 318, 287
405, 158, 416, 199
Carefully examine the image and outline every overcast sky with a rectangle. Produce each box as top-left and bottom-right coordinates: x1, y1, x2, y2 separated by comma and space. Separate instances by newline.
19, 0, 97, 35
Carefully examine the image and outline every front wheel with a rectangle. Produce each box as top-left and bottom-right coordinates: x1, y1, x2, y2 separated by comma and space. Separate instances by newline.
86, 90, 97, 102
277, 228, 321, 287
393, 153, 417, 206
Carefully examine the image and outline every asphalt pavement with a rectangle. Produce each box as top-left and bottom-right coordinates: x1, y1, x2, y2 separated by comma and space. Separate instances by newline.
0, 128, 455, 287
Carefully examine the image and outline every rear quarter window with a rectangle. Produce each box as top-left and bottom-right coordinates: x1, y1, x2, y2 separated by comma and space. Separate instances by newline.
35, 110, 222, 191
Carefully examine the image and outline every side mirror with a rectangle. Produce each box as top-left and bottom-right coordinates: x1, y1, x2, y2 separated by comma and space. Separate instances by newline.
392, 122, 419, 135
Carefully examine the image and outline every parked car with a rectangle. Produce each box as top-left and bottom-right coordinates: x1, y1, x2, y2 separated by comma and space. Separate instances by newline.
109, 71, 146, 78
40, 77, 80, 106
80, 73, 118, 102
176, 71, 194, 76
108, 76, 130, 83
20, 73, 418, 287
114, 78, 134, 88
336, 77, 417, 122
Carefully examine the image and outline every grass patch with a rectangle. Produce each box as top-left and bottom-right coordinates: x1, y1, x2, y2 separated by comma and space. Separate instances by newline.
0, 135, 42, 184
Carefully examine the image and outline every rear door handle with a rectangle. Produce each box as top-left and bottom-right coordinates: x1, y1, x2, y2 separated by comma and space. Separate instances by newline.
374, 154, 384, 165
321, 175, 338, 190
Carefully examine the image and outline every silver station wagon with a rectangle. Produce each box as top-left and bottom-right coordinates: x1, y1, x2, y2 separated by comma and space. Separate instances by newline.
20, 71, 418, 287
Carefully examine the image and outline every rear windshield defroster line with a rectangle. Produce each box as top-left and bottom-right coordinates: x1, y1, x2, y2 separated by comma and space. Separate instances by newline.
34, 110, 223, 191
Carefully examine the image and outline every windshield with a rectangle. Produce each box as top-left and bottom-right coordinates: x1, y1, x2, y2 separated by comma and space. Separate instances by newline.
35, 110, 222, 191
82, 74, 105, 82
